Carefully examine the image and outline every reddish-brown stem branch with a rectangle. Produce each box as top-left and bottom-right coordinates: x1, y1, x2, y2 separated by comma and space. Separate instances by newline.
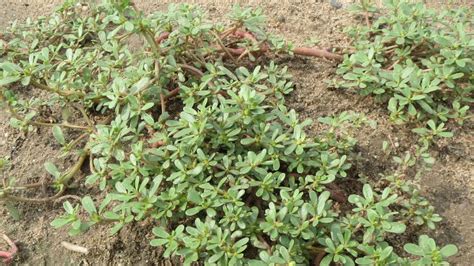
386, 58, 400, 70
155, 32, 170, 44
211, 31, 237, 63
257, 235, 272, 255
165, 88, 180, 99
224, 47, 246, 55
365, 12, 371, 28
220, 24, 240, 39
233, 30, 257, 43
160, 94, 166, 113
179, 63, 204, 77
325, 183, 347, 203
0, 234, 18, 264
150, 140, 165, 148
314, 251, 326, 266
229, 30, 342, 61
5, 188, 65, 203
293, 47, 343, 61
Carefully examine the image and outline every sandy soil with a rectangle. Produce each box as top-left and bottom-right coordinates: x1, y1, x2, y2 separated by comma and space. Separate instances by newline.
0, 0, 472, 265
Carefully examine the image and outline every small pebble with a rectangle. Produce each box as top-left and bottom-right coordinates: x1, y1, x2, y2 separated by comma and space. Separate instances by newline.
330, 0, 343, 9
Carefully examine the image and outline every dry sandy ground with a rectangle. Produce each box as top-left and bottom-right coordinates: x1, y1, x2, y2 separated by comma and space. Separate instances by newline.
0, 0, 472, 265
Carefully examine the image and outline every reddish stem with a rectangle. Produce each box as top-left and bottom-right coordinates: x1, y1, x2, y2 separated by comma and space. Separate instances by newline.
180, 63, 204, 77
326, 183, 347, 203
225, 47, 246, 55
314, 252, 326, 266
165, 87, 180, 99
155, 32, 170, 44
365, 12, 371, 28
150, 140, 165, 148
233, 30, 257, 43
385, 58, 400, 70
293, 47, 343, 61
0, 234, 18, 264
228, 30, 342, 61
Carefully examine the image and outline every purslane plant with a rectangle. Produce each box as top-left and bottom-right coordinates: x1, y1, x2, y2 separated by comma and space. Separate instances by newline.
0, 0, 458, 265
334, 0, 473, 127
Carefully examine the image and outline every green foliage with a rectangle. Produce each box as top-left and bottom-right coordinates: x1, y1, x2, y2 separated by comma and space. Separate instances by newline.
404, 235, 458, 265
0, 0, 459, 265
335, 0, 473, 125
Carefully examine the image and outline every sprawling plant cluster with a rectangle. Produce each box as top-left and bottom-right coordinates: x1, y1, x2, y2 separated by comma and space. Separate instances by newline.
335, 0, 473, 127
0, 0, 459, 265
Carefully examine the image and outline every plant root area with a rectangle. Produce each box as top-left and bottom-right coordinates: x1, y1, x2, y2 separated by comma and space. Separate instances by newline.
0, 0, 472, 265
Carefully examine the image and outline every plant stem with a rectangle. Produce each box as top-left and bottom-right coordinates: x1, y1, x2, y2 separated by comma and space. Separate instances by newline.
155, 32, 170, 44
6, 104, 91, 131
72, 103, 94, 128
160, 94, 166, 114
61, 241, 89, 254
211, 30, 237, 63
133, 77, 158, 96
5, 181, 43, 191
0, 234, 17, 264
67, 133, 89, 150
5, 188, 65, 203
59, 150, 89, 185
179, 63, 204, 77
165, 88, 180, 99
143, 28, 160, 55
257, 235, 272, 254
365, 11, 371, 27
53, 194, 82, 204
30, 79, 84, 98
293, 47, 343, 61
31, 120, 91, 130
2, 150, 88, 203
386, 58, 400, 70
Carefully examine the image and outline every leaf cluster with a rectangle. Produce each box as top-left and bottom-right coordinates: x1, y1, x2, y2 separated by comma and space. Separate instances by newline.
335, 0, 473, 127
0, 1, 459, 265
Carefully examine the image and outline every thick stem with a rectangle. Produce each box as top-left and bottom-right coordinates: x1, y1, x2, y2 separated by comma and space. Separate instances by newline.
386, 58, 400, 70
220, 23, 241, 39
160, 94, 166, 114
4, 181, 43, 191
60, 241, 89, 254
72, 103, 94, 128
257, 235, 272, 255
314, 251, 326, 266
6, 104, 91, 131
2, 150, 88, 203
30, 120, 91, 130
233, 30, 257, 43
0, 233, 17, 264
67, 133, 89, 151
165, 88, 180, 99
59, 150, 88, 185
155, 32, 170, 44
30, 80, 84, 98
293, 47, 343, 61
211, 31, 237, 63
223, 30, 343, 61
4, 188, 65, 203
142, 28, 160, 55
364, 11, 371, 28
